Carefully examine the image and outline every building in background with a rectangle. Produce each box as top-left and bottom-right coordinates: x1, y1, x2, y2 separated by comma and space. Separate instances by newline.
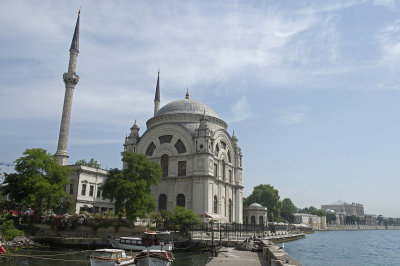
321, 200, 364, 217
294, 213, 326, 230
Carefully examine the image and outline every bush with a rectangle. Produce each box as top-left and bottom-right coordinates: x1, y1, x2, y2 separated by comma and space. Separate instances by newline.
0, 219, 22, 241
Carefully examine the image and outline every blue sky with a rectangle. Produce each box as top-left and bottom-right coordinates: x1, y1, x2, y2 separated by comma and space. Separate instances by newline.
1, 0, 400, 217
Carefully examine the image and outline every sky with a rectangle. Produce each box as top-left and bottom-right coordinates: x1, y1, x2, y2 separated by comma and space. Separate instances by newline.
1, 0, 400, 217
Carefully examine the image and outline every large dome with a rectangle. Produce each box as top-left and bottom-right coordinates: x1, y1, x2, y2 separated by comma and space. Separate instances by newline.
155, 99, 219, 118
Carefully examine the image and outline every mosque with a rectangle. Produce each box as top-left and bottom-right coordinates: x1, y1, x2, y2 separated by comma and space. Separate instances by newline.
54, 12, 244, 223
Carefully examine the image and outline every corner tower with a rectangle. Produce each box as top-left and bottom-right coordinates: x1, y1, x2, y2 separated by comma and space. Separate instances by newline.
55, 11, 80, 166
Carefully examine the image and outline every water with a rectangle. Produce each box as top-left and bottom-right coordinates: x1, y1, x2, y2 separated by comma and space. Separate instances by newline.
2, 247, 211, 265
284, 230, 400, 266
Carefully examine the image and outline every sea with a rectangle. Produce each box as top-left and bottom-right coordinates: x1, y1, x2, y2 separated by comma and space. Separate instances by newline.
284, 230, 400, 266
2, 247, 211, 265
3, 230, 400, 265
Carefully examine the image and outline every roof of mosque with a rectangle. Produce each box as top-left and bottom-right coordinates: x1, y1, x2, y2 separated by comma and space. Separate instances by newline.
155, 98, 219, 118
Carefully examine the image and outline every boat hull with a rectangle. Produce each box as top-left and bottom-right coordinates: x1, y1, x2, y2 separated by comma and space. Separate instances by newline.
110, 239, 173, 252
90, 257, 136, 266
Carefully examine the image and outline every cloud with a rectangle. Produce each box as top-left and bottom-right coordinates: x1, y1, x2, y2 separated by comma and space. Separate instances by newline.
229, 96, 251, 123
274, 106, 310, 126
373, 0, 397, 10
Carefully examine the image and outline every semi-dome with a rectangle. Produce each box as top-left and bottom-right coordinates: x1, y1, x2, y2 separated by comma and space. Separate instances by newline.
155, 99, 219, 118
249, 203, 263, 207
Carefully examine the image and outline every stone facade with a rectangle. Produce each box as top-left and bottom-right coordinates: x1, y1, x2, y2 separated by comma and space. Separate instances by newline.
243, 203, 268, 225
124, 94, 244, 223
293, 213, 326, 230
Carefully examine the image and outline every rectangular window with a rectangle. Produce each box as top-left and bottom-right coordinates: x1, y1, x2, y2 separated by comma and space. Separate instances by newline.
214, 163, 218, 178
89, 185, 94, 197
178, 161, 187, 176
229, 170, 232, 183
97, 187, 101, 198
70, 183, 74, 195
81, 184, 86, 196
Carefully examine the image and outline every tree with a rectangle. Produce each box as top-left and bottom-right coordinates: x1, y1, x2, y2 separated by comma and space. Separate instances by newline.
102, 151, 162, 221
244, 184, 281, 222
1, 148, 71, 219
310, 208, 326, 217
281, 198, 297, 223
326, 213, 336, 224
169, 207, 200, 236
55, 194, 76, 215
75, 158, 101, 168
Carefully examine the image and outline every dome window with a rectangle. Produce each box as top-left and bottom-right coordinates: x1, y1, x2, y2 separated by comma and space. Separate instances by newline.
159, 135, 173, 144
174, 139, 186, 154
146, 142, 156, 156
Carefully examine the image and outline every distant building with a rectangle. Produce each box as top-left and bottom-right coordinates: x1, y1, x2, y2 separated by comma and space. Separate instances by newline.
321, 200, 364, 217
243, 203, 268, 225
293, 213, 326, 230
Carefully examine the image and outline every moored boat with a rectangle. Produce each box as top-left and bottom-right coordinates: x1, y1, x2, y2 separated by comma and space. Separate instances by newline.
110, 231, 173, 251
90, 248, 136, 266
136, 249, 174, 266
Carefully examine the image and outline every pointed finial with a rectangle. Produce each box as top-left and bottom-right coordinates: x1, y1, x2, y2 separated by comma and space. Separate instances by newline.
154, 70, 160, 102
70, 10, 80, 52
185, 88, 190, 99
78, 9, 81, 16
233, 130, 235, 136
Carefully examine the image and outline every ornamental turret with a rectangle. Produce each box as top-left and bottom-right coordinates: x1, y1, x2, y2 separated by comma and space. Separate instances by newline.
55, 11, 80, 166
195, 112, 212, 153
124, 120, 140, 152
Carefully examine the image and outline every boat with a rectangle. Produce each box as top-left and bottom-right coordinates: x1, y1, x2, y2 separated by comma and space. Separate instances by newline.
89, 249, 136, 266
110, 231, 173, 251
135, 249, 174, 266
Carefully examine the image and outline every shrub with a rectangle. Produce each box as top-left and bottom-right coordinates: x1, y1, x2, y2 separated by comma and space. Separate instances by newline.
0, 219, 22, 241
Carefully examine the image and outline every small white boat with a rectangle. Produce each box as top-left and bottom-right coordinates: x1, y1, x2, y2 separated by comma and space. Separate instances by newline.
90, 249, 136, 266
136, 249, 174, 266
110, 231, 173, 251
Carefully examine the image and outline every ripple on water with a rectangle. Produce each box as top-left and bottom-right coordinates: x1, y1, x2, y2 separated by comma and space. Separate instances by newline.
284, 230, 400, 266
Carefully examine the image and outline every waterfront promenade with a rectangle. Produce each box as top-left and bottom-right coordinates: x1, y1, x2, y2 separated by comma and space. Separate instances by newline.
207, 247, 268, 266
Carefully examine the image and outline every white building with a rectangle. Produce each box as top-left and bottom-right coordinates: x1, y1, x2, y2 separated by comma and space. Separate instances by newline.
66, 165, 114, 213
243, 203, 268, 225
294, 213, 326, 230
124, 74, 244, 223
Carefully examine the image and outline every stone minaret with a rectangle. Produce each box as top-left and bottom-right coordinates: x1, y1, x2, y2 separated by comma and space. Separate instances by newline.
55, 11, 80, 166
154, 70, 160, 116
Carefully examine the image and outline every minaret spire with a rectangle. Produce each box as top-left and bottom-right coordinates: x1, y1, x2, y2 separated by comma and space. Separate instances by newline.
154, 70, 160, 116
55, 10, 81, 166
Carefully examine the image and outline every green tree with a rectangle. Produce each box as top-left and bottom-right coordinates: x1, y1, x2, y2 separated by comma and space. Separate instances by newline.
244, 184, 281, 222
326, 213, 336, 224
169, 206, 200, 236
281, 198, 297, 223
150, 210, 173, 231
0, 216, 22, 241
310, 208, 326, 217
1, 148, 71, 218
75, 158, 101, 168
102, 151, 162, 222
55, 194, 76, 215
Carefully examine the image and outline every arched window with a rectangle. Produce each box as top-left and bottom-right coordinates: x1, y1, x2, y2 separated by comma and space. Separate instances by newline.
251, 215, 256, 224
158, 194, 167, 210
228, 199, 232, 222
227, 151, 231, 163
245, 216, 249, 224
259, 216, 264, 225
177, 194, 185, 207
161, 154, 168, 177
213, 195, 218, 213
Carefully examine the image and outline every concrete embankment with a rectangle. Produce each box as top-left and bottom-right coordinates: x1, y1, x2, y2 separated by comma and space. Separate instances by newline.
207, 234, 303, 266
